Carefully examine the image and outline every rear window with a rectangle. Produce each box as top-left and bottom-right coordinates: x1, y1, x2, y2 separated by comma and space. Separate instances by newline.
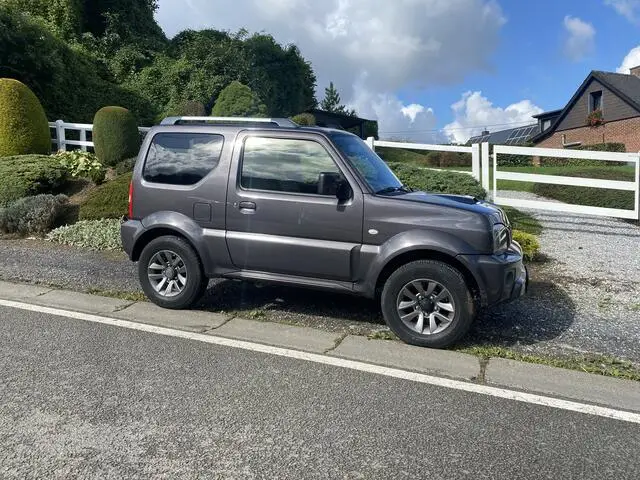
143, 133, 224, 185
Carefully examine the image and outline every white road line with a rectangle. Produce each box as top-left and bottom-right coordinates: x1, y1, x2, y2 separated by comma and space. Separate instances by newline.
2, 298, 639, 425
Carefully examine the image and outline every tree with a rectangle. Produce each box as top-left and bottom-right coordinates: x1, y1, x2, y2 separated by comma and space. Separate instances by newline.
320, 81, 356, 116
211, 81, 267, 117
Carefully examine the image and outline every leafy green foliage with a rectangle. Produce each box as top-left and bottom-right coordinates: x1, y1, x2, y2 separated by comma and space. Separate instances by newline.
114, 157, 136, 175
0, 193, 68, 235
79, 172, 131, 220
0, 154, 68, 207
291, 113, 316, 126
376, 147, 429, 164
320, 81, 355, 116
388, 162, 487, 199
512, 230, 540, 261
531, 166, 635, 210
93, 106, 140, 167
540, 143, 626, 167
54, 150, 105, 184
0, 78, 51, 156
211, 81, 267, 117
47, 218, 122, 250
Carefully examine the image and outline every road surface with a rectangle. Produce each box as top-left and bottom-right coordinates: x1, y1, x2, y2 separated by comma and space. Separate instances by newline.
0, 304, 638, 479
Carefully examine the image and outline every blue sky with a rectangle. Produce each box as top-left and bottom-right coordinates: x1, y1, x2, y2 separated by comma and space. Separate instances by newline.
156, 0, 640, 142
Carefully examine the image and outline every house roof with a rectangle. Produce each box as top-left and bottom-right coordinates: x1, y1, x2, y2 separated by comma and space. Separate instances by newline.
467, 123, 539, 145
305, 109, 371, 129
531, 70, 640, 143
531, 109, 562, 119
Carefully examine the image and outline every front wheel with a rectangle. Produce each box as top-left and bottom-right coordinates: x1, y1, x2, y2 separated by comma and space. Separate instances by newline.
380, 260, 475, 348
138, 235, 207, 310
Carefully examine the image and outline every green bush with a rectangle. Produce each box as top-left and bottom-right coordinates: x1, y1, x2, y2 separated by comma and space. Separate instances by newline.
292, 113, 316, 126
388, 162, 486, 199
512, 230, 540, 261
93, 106, 140, 167
47, 218, 122, 251
54, 150, 106, 184
423, 151, 471, 168
376, 147, 428, 164
0, 155, 68, 207
0, 78, 51, 157
212, 81, 267, 117
532, 167, 635, 210
540, 143, 627, 167
79, 172, 131, 220
114, 157, 137, 175
0, 194, 68, 236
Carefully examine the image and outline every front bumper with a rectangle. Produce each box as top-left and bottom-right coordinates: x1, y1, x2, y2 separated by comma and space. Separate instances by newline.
457, 241, 528, 307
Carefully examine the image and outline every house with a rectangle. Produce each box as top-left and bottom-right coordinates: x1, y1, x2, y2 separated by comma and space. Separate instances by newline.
303, 109, 376, 139
467, 123, 539, 146
531, 67, 640, 150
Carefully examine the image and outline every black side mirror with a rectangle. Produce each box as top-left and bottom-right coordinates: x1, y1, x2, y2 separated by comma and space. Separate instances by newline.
317, 172, 342, 195
336, 180, 352, 202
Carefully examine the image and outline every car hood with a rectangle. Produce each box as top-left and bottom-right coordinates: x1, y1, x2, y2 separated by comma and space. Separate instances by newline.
391, 191, 509, 225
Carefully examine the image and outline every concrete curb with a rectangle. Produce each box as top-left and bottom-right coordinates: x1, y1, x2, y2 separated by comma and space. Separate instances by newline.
1, 280, 638, 413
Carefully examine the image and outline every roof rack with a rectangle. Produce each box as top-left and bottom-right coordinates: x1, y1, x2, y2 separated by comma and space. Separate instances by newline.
160, 116, 298, 128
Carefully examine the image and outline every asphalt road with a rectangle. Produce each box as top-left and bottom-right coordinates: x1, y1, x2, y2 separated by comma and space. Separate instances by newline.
1, 305, 638, 479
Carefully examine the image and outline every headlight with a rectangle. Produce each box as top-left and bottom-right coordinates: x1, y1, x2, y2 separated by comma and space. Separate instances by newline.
493, 223, 510, 254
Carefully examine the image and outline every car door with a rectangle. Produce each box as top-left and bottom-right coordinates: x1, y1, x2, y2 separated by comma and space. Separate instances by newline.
225, 131, 364, 281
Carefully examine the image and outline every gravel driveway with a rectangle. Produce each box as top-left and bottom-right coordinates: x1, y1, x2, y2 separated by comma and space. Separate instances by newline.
1, 197, 639, 365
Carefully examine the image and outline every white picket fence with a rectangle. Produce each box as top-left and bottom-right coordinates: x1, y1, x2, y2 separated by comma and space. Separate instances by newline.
50, 120, 151, 152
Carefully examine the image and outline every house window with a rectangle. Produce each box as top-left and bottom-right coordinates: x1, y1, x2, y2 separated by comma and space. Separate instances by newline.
542, 119, 552, 131
590, 91, 603, 112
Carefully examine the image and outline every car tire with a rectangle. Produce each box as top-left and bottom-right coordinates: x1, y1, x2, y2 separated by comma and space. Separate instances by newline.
138, 235, 207, 310
381, 260, 475, 348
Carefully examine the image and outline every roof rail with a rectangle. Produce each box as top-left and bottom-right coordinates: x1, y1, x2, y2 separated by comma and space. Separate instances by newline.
160, 116, 298, 128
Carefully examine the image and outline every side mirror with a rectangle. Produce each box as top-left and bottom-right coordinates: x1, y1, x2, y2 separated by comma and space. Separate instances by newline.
336, 180, 352, 202
317, 172, 342, 195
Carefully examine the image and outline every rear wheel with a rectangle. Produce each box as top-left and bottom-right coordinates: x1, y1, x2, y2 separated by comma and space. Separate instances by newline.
138, 235, 207, 309
381, 260, 475, 348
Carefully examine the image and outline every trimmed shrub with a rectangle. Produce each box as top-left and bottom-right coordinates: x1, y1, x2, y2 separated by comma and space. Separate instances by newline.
55, 150, 106, 185
212, 81, 267, 117
114, 157, 137, 175
47, 218, 122, 251
79, 172, 132, 220
0, 155, 68, 207
93, 106, 140, 167
540, 143, 627, 167
389, 162, 486, 199
0, 78, 51, 157
512, 230, 540, 261
292, 113, 316, 126
0, 194, 68, 236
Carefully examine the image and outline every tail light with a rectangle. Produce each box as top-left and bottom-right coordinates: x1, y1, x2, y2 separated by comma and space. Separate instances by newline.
128, 181, 134, 219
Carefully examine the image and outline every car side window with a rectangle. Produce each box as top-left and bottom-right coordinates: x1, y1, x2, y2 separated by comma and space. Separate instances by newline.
241, 137, 343, 195
143, 133, 224, 185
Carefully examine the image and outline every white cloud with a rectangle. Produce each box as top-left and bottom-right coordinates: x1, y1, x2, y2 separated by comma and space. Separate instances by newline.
563, 15, 596, 62
617, 46, 640, 73
604, 0, 640, 23
443, 91, 543, 144
155, 0, 506, 142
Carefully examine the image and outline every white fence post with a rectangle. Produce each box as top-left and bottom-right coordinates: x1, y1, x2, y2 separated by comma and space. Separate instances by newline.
636, 152, 640, 221
481, 142, 490, 194
55, 119, 66, 152
79, 128, 87, 152
366, 136, 375, 151
471, 143, 480, 182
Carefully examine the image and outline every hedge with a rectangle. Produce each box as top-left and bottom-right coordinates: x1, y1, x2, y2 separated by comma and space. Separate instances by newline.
0, 78, 51, 157
78, 172, 132, 220
540, 143, 626, 167
0, 155, 68, 207
388, 162, 486, 199
93, 106, 140, 167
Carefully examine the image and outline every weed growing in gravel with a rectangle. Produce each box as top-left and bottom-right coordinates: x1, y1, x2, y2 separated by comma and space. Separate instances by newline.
87, 288, 147, 302
367, 330, 398, 341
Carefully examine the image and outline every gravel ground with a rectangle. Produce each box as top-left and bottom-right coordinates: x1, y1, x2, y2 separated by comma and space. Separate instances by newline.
1, 202, 640, 365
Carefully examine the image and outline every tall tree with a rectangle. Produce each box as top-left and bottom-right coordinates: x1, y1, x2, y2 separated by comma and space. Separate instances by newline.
320, 82, 356, 116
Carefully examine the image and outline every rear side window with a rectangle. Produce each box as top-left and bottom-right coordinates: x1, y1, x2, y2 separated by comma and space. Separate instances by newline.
143, 133, 224, 185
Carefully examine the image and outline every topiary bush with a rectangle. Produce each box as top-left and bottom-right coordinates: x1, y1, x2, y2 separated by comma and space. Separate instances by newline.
79, 172, 132, 220
0, 194, 68, 236
0, 78, 51, 157
388, 162, 486, 199
292, 113, 316, 126
0, 155, 68, 207
47, 218, 122, 251
512, 230, 540, 261
92, 106, 140, 167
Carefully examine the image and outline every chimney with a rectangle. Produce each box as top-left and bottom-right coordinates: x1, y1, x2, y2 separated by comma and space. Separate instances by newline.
481, 129, 490, 136
630, 65, 640, 77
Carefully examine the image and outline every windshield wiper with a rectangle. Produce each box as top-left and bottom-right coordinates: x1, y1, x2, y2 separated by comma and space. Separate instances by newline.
376, 185, 412, 195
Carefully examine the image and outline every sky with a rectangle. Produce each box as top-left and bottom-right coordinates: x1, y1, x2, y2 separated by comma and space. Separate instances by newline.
155, 0, 640, 143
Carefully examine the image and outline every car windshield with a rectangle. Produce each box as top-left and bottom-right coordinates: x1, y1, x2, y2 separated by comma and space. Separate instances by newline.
330, 133, 406, 194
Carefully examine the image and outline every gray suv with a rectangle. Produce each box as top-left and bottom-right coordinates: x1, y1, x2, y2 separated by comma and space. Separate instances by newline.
121, 116, 527, 348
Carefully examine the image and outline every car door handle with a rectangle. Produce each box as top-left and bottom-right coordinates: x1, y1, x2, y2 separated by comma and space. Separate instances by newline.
238, 201, 256, 211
